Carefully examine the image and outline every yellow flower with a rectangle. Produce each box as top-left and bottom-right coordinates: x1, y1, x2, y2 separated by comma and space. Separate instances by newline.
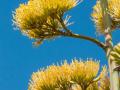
28, 66, 58, 90
91, 0, 120, 34
28, 59, 107, 90
70, 59, 100, 89
38, 0, 79, 16
13, 0, 80, 45
86, 66, 108, 90
109, 0, 120, 22
13, 1, 46, 30
110, 43, 120, 65
28, 63, 71, 90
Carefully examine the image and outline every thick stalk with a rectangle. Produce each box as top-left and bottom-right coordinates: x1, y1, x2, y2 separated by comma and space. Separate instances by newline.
100, 0, 120, 90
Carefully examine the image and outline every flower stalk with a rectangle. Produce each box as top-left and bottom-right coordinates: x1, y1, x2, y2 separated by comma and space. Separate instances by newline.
100, 0, 120, 90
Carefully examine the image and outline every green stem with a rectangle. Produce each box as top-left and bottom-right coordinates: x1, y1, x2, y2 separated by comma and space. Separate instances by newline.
100, 0, 120, 90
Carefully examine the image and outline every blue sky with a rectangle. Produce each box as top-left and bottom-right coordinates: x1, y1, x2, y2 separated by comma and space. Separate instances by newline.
0, 0, 120, 90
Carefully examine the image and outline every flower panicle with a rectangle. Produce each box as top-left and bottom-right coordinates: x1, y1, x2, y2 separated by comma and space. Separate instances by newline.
92, 0, 120, 34
13, 0, 81, 45
28, 59, 107, 90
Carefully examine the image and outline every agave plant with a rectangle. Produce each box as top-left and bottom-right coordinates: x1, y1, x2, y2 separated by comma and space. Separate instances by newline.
13, 0, 120, 90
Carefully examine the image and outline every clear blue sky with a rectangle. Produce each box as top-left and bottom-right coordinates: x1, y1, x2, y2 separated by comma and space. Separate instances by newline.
0, 0, 120, 90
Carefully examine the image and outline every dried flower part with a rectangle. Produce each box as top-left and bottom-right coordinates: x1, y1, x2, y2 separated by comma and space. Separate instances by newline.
110, 43, 120, 65
28, 59, 107, 90
13, 0, 80, 45
91, 0, 120, 34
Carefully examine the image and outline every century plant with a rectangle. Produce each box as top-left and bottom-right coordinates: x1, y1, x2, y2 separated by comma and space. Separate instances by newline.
13, 0, 120, 90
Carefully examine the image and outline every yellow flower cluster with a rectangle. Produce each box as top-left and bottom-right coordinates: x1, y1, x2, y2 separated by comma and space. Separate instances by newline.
28, 59, 107, 90
110, 43, 120, 65
91, 0, 120, 34
13, 0, 79, 43
70, 60, 99, 88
